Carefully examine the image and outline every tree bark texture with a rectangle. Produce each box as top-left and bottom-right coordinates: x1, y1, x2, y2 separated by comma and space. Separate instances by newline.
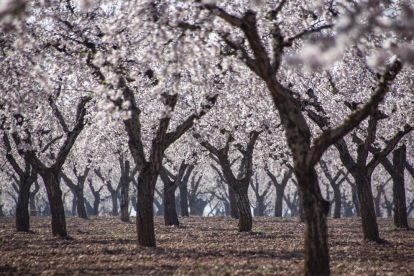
163, 188, 179, 226
136, 166, 156, 247
42, 170, 67, 237
16, 174, 36, 231
296, 168, 330, 276
332, 188, 341, 219
274, 187, 284, 217
234, 185, 252, 231
392, 144, 408, 228
354, 169, 379, 241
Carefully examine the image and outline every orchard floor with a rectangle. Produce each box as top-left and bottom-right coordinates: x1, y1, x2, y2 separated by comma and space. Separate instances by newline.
1, 216, 414, 275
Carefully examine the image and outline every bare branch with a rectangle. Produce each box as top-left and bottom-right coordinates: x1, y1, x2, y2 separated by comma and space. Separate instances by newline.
283, 25, 333, 47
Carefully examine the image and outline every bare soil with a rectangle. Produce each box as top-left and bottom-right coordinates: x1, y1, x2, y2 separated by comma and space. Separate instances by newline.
0, 216, 414, 275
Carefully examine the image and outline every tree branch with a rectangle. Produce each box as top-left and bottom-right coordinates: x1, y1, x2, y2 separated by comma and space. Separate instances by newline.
307, 59, 403, 168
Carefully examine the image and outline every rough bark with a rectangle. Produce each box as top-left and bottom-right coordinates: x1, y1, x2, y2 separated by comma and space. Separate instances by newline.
160, 161, 187, 226
234, 184, 252, 230
136, 165, 156, 247
392, 144, 408, 228
355, 169, 379, 240
42, 170, 67, 237
15, 171, 37, 232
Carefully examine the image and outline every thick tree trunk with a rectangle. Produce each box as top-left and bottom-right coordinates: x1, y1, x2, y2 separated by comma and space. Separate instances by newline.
296, 168, 330, 276
354, 170, 379, 241
233, 184, 252, 231
393, 145, 408, 228
164, 188, 179, 226
111, 193, 119, 216
179, 182, 189, 217
76, 188, 88, 219
41, 170, 67, 237
16, 180, 32, 232
274, 186, 284, 217
120, 181, 130, 222
228, 185, 239, 219
136, 166, 156, 247
332, 187, 341, 219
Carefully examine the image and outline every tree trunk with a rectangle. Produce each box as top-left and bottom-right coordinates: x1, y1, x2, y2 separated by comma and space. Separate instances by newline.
71, 195, 77, 217
111, 193, 119, 216
179, 182, 189, 217
393, 144, 408, 228
332, 186, 341, 219
164, 188, 179, 226
373, 193, 382, 217
233, 184, 252, 231
274, 186, 284, 217
354, 170, 379, 241
16, 179, 33, 232
351, 185, 360, 217
120, 181, 130, 222
41, 170, 67, 237
29, 182, 39, 217
93, 195, 100, 216
257, 195, 265, 216
76, 187, 88, 219
228, 185, 239, 219
296, 168, 330, 276
136, 166, 156, 247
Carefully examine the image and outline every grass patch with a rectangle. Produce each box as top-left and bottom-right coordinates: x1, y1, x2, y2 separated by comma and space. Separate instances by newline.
251, 229, 266, 234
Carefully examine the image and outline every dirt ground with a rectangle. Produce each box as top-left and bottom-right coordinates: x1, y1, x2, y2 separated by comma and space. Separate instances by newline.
1, 216, 414, 275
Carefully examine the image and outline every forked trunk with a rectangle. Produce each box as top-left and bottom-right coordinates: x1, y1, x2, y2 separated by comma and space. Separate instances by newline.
164, 188, 179, 226
120, 181, 130, 222
297, 168, 330, 276
228, 186, 239, 219
274, 186, 284, 217
233, 184, 252, 232
41, 170, 67, 237
354, 170, 379, 241
332, 187, 341, 219
16, 180, 32, 232
136, 167, 156, 247
393, 145, 408, 228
